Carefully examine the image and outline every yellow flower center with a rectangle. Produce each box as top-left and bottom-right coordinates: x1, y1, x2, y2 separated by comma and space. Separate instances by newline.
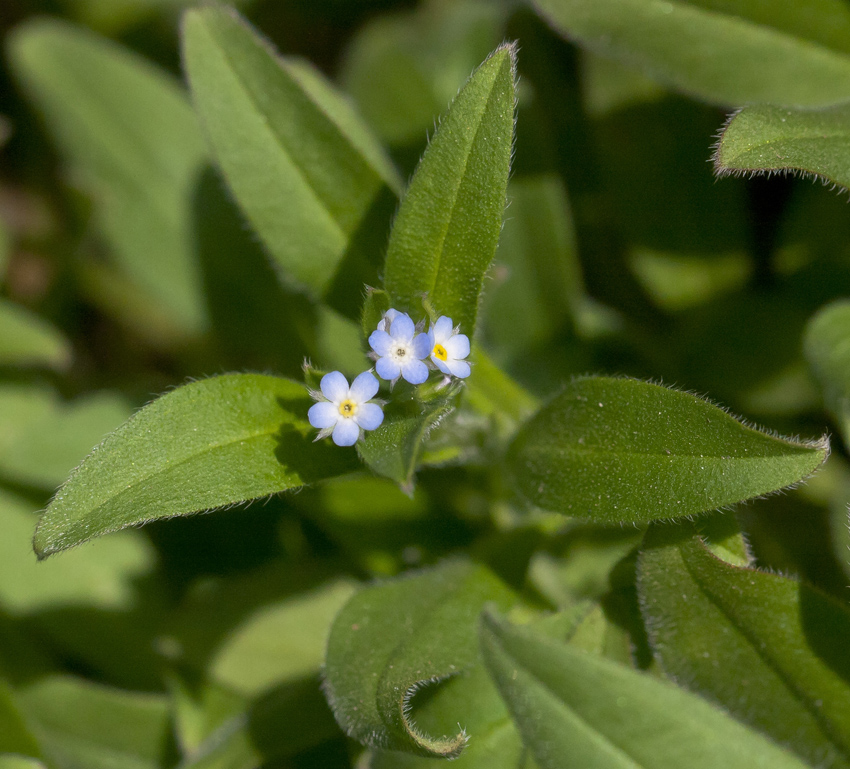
433, 343, 448, 362
338, 399, 358, 418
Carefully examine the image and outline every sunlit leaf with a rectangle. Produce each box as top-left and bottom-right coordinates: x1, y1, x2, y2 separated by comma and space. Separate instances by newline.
34, 374, 359, 557
508, 376, 828, 523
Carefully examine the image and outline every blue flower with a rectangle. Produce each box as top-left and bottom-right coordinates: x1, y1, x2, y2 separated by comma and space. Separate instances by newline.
369, 311, 431, 385
429, 315, 470, 378
308, 371, 384, 446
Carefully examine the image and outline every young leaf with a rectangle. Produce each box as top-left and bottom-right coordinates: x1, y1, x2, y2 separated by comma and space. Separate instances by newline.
34, 374, 359, 558
8, 19, 208, 337
0, 299, 70, 370
533, 0, 850, 107
383, 43, 516, 335
507, 377, 828, 524
182, 7, 400, 311
805, 299, 850, 441
715, 103, 850, 190
638, 522, 850, 768
480, 611, 811, 769
324, 559, 515, 758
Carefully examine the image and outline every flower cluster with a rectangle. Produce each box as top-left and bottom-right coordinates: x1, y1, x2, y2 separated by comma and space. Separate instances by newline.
308, 308, 471, 446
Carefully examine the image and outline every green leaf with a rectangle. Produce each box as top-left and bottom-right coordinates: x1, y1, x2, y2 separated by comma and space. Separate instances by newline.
533, 0, 850, 107
18, 676, 172, 769
480, 611, 811, 769
182, 6, 400, 310
0, 758, 45, 769
34, 374, 359, 557
0, 680, 41, 758
8, 18, 208, 337
638, 521, 850, 768
324, 559, 515, 758
383, 43, 516, 335
0, 385, 131, 490
507, 376, 828, 523
0, 299, 70, 370
715, 103, 850, 190
805, 299, 850, 442
357, 384, 460, 490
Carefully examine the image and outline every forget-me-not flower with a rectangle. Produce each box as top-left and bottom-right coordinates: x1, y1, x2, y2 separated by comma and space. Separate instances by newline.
308, 371, 384, 446
369, 311, 431, 385
429, 315, 470, 378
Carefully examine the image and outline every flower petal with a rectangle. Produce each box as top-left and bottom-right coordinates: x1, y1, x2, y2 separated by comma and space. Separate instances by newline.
402, 359, 429, 385
432, 356, 452, 375
413, 331, 433, 359
445, 333, 470, 360
320, 371, 349, 403
308, 401, 339, 429
376, 357, 401, 381
368, 329, 393, 357
332, 418, 360, 446
448, 359, 471, 378
355, 402, 384, 431
390, 313, 415, 341
350, 371, 380, 402
433, 315, 453, 341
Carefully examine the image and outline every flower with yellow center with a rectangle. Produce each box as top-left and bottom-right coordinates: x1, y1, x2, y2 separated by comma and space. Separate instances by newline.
308, 371, 384, 446
428, 315, 470, 378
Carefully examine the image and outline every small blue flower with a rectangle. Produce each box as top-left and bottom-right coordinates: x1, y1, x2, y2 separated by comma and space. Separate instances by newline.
308, 371, 384, 446
429, 315, 470, 378
369, 310, 431, 385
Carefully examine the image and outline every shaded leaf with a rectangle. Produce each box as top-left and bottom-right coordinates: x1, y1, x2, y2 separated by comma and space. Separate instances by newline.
508, 376, 828, 523
638, 521, 850, 768
383, 44, 516, 335
0, 680, 41, 758
805, 299, 850, 440
324, 559, 515, 758
0, 299, 70, 370
8, 18, 208, 337
715, 102, 850, 190
533, 0, 850, 107
480, 610, 811, 769
34, 374, 359, 557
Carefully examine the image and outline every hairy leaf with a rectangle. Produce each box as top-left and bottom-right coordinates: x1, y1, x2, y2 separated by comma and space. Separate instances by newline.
34, 374, 359, 557
383, 43, 516, 335
508, 377, 828, 523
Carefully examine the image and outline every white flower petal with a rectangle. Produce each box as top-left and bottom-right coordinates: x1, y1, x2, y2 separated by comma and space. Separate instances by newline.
308, 401, 338, 429
390, 313, 415, 341
413, 331, 433, 359
402, 359, 429, 384
320, 371, 349, 403
433, 315, 453, 341
350, 371, 379, 402
355, 402, 384, 431
448, 359, 471, 378
332, 418, 360, 446
445, 333, 470, 360
368, 329, 393, 357
432, 356, 452, 375
376, 357, 401, 381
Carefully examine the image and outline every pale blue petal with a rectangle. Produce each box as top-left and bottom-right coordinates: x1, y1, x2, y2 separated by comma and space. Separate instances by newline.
445, 333, 470, 359
448, 359, 471, 378
355, 402, 384, 431
350, 371, 379, 402
433, 315, 453, 340
413, 332, 432, 359
368, 329, 393, 356
321, 371, 349, 402
332, 418, 360, 446
390, 313, 415, 341
308, 401, 339, 429
432, 356, 452, 375
402, 359, 429, 384
376, 357, 401, 380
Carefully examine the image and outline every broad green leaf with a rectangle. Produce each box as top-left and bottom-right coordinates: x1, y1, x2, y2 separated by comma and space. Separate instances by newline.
357, 384, 460, 490
324, 559, 515, 758
0, 385, 130, 490
533, 0, 850, 107
18, 676, 172, 769
638, 522, 850, 767
8, 19, 208, 337
480, 611, 811, 769
182, 7, 400, 311
508, 377, 828, 523
0, 680, 41, 758
804, 299, 850, 440
383, 43, 516, 335
715, 103, 850, 190
34, 374, 359, 557
0, 300, 68, 370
